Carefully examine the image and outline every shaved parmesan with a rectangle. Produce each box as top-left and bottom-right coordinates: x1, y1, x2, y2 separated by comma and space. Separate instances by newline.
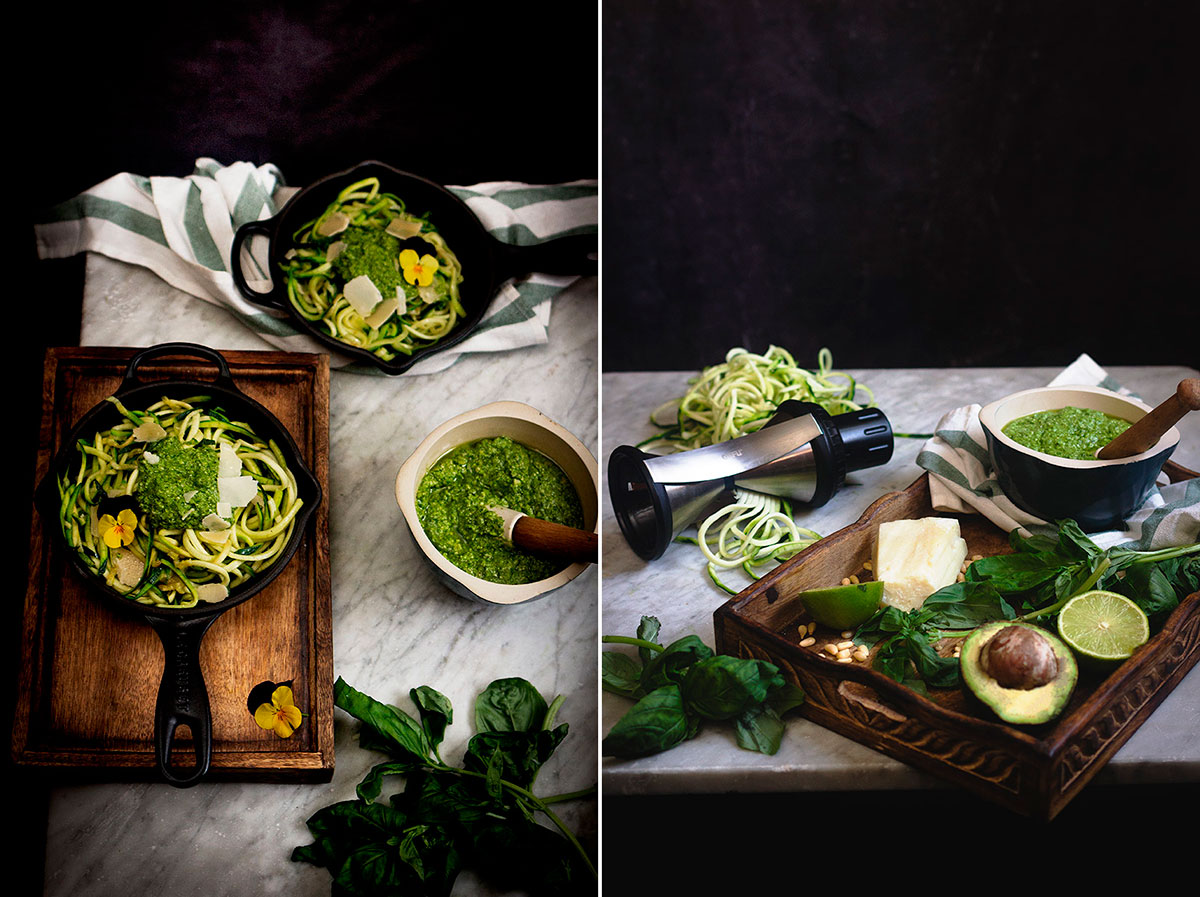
326, 240, 347, 262
316, 211, 350, 237
385, 217, 423, 239
418, 285, 440, 304
195, 583, 229, 603
114, 550, 144, 588
219, 442, 242, 478
344, 274, 383, 317
218, 476, 258, 507
364, 295, 400, 329
202, 513, 231, 532
217, 501, 232, 517
183, 490, 198, 503
142, 451, 160, 464
133, 419, 167, 442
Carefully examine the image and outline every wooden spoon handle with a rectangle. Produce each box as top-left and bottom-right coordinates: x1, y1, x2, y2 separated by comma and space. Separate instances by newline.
1097, 378, 1200, 460
511, 515, 598, 565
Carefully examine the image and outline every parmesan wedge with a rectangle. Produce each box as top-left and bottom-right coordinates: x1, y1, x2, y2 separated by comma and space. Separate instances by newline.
873, 517, 968, 612
195, 583, 229, 603
385, 217, 423, 239
133, 419, 167, 442
364, 295, 400, 329
218, 476, 258, 507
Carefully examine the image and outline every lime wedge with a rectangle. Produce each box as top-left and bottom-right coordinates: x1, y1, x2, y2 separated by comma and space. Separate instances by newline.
1056, 590, 1149, 663
796, 580, 884, 629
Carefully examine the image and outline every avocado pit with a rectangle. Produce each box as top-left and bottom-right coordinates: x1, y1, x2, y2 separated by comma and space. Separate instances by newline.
980, 625, 1059, 690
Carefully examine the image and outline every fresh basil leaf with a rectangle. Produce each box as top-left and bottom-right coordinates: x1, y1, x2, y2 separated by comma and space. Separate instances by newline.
1055, 518, 1104, 561
923, 580, 1016, 629
410, 685, 453, 752
464, 726, 569, 791
475, 677, 549, 733
1109, 562, 1180, 623
471, 815, 592, 897
636, 615, 662, 665
602, 684, 693, 758
637, 634, 713, 694
766, 680, 806, 717
680, 656, 783, 721
965, 552, 1065, 592
334, 677, 430, 765
292, 798, 412, 869
601, 651, 642, 697
734, 704, 786, 755
356, 760, 421, 804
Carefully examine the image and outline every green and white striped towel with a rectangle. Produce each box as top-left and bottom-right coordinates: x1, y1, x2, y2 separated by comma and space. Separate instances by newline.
33, 157, 597, 375
917, 353, 1199, 551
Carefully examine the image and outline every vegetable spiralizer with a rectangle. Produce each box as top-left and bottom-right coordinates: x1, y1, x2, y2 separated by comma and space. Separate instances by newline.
608, 401, 894, 560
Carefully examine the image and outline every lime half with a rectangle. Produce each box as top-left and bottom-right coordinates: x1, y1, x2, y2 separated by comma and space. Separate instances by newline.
1056, 590, 1149, 663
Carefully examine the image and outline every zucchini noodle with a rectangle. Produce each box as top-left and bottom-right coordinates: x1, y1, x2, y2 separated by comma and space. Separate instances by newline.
642, 346, 873, 452
687, 489, 822, 595
279, 176, 466, 362
56, 395, 304, 609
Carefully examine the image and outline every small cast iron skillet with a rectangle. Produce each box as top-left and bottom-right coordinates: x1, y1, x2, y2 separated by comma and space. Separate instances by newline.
35, 343, 322, 787
230, 160, 597, 375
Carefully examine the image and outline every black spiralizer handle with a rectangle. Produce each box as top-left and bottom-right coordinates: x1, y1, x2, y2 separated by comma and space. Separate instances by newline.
145, 614, 218, 787
230, 217, 287, 310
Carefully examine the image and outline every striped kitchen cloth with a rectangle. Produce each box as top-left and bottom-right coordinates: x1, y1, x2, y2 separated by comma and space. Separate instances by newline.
32, 158, 597, 375
916, 353, 1199, 551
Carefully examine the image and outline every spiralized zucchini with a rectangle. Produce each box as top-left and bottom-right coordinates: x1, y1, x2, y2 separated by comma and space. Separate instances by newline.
642, 346, 873, 452
56, 395, 304, 608
279, 176, 466, 361
682, 489, 822, 595
650, 347, 873, 593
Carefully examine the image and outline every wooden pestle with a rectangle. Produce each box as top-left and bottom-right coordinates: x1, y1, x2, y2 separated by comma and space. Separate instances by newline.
1096, 378, 1200, 460
489, 506, 598, 565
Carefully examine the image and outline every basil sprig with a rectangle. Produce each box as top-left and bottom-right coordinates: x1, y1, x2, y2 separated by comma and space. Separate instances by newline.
292, 676, 595, 895
601, 616, 805, 758
854, 519, 1200, 688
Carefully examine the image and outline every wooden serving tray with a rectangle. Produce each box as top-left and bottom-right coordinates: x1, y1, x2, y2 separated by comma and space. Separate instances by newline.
713, 462, 1200, 820
15, 347, 334, 781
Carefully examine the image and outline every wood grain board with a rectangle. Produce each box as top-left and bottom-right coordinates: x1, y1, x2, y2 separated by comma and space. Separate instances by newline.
15, 346, 333, 781
713, 463, 1200, 819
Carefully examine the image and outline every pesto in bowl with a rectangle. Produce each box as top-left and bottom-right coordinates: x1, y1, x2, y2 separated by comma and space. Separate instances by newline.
1001, 406, 1131, 461
415, 436, 584, 584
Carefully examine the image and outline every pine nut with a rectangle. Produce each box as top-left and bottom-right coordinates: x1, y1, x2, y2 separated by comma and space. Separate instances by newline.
841, 577, 851, 586
849, 574, 859, 584
824, 644, 838, 656
800, 637, 816, 647
837, 640, 855, 649
837, 656, 854, 663
841, 630, 853, 639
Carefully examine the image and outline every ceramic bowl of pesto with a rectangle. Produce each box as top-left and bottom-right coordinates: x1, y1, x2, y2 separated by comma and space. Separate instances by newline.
979, 385, 1179, 531
395, 401, 598, 605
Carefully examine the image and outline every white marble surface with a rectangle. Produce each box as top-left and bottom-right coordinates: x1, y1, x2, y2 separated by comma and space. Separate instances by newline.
601, 363, 1200, 795
42, 254, 598, 896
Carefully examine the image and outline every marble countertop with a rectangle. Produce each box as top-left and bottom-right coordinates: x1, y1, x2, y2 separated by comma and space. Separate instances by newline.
41, 254, 598, 896
601, 363, 1200, 796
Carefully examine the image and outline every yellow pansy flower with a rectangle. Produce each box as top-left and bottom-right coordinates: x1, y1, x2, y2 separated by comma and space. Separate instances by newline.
98, 508, 138, 548
254, 684, 304, 738
399, 248, 439, 287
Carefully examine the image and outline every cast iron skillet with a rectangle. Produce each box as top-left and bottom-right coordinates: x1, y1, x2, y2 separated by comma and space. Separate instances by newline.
35, 343, 322, 787
230, 160, 597, 375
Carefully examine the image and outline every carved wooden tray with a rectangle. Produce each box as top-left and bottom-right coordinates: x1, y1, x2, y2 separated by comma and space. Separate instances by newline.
712, 464, 1200, 820
14, 347, 334, 782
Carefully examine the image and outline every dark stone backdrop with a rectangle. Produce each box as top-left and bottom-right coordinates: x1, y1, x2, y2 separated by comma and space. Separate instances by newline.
602, 0, 1198, 372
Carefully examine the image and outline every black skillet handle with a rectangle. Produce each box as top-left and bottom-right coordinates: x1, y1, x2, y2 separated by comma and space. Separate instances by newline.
145, 613, 218, 787
230, 218, 287, 310
495, 232, 598, 281
120, 342, 239, 395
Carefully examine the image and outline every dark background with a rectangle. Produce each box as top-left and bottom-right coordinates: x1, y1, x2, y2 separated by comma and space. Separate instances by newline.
12, 3, 595, 894
602, 0, 1198, 373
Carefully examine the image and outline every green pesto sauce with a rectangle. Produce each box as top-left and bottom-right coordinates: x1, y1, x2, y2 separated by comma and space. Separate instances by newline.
1002, 406, 1132, 460
415, 436, 585, 585
134, 436, 219, 528
331, 225, 403, 295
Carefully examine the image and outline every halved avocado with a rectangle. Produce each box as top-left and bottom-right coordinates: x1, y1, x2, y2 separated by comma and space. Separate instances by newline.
960, 621, 1077, 725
